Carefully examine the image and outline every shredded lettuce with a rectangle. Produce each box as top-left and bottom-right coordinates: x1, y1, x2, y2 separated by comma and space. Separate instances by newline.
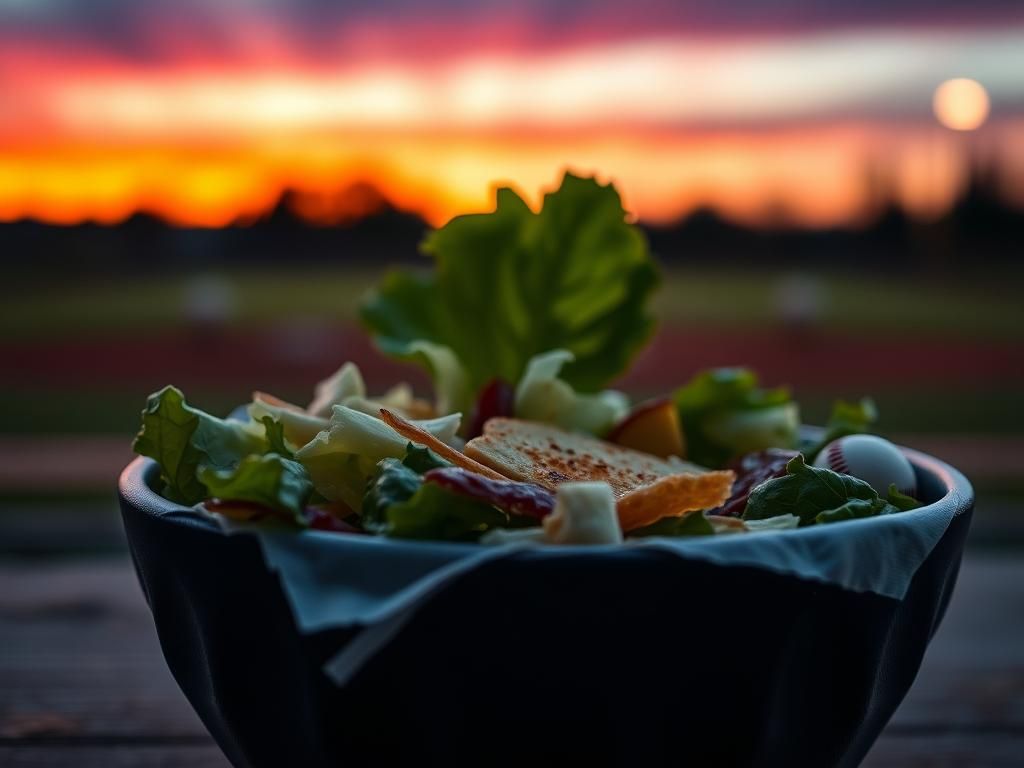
514, 350, 629, 436
200, 453, 313, 524
133, 386, 267, 505
674, 368, 799, 468
361, 172, 659, 401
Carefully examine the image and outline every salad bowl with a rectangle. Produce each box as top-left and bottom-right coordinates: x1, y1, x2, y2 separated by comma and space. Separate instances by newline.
119, 439, 973, 768
120, 174, 975, 766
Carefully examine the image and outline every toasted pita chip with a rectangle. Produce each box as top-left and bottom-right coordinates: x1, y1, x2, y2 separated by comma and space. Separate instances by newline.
465, 418, 708, 497
464, 418, 733, 532
617, 471, 735, 532
379, 409, 508, 481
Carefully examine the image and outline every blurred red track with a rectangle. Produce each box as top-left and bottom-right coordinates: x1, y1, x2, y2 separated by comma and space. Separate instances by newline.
3, 325, 1022, 395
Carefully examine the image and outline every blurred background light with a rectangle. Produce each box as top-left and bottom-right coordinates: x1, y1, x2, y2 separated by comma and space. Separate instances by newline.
933, 78, 991, 131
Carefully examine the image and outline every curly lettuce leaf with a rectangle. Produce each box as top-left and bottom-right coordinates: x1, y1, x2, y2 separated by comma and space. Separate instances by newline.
361, 172, 659, 397
742, 454, 898, 526
133, 386, 267, 505
200, 454, 313, 525
514, 349, 629, 436
674, 368, 799, 468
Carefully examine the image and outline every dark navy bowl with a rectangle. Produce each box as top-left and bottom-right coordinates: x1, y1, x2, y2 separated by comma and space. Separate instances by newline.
119, 445, 973, 768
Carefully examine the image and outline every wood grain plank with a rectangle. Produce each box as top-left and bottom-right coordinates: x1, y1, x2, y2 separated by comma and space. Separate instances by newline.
0, 744, 230, 767
886, 556, 1024, 729
1, 552, 1021, 767
0, 558, 209, 739
862, 732, 1024, 767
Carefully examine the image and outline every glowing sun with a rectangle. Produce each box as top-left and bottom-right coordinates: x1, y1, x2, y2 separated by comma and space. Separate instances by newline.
933, 78, 990, 131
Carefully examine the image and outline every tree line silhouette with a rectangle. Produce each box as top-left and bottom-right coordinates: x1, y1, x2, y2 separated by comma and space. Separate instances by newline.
3, 165, 1021, 280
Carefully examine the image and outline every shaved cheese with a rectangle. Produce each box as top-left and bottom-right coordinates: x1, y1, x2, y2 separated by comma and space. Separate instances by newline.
544, 482, 622, 545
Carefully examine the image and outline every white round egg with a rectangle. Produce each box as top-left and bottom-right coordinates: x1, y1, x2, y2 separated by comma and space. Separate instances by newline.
813, 434, 916, 497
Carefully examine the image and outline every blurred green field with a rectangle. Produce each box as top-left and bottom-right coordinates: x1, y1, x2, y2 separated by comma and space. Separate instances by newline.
5, 266, 1024, 340
2, 384, 1023, 436
3, 265, 1022, 438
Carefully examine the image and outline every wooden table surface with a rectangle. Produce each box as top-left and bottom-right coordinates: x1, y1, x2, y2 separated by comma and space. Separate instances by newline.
1, 552, 1021, 767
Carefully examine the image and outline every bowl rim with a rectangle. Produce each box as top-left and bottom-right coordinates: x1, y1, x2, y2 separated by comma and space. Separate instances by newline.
119, 440, 975, 551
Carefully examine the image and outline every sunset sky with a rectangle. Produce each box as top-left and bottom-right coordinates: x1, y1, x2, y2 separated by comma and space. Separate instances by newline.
2, 0, 1024, 228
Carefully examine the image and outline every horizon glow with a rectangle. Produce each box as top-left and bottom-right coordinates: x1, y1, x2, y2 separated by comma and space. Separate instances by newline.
1, 7, 1023, 228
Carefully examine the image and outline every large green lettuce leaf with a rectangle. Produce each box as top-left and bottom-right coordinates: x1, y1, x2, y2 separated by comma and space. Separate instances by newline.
133, 386, 267, 505
360, 173, 659, 396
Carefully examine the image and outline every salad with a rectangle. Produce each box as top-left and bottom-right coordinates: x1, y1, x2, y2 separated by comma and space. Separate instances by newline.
133, 173, 922, 545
